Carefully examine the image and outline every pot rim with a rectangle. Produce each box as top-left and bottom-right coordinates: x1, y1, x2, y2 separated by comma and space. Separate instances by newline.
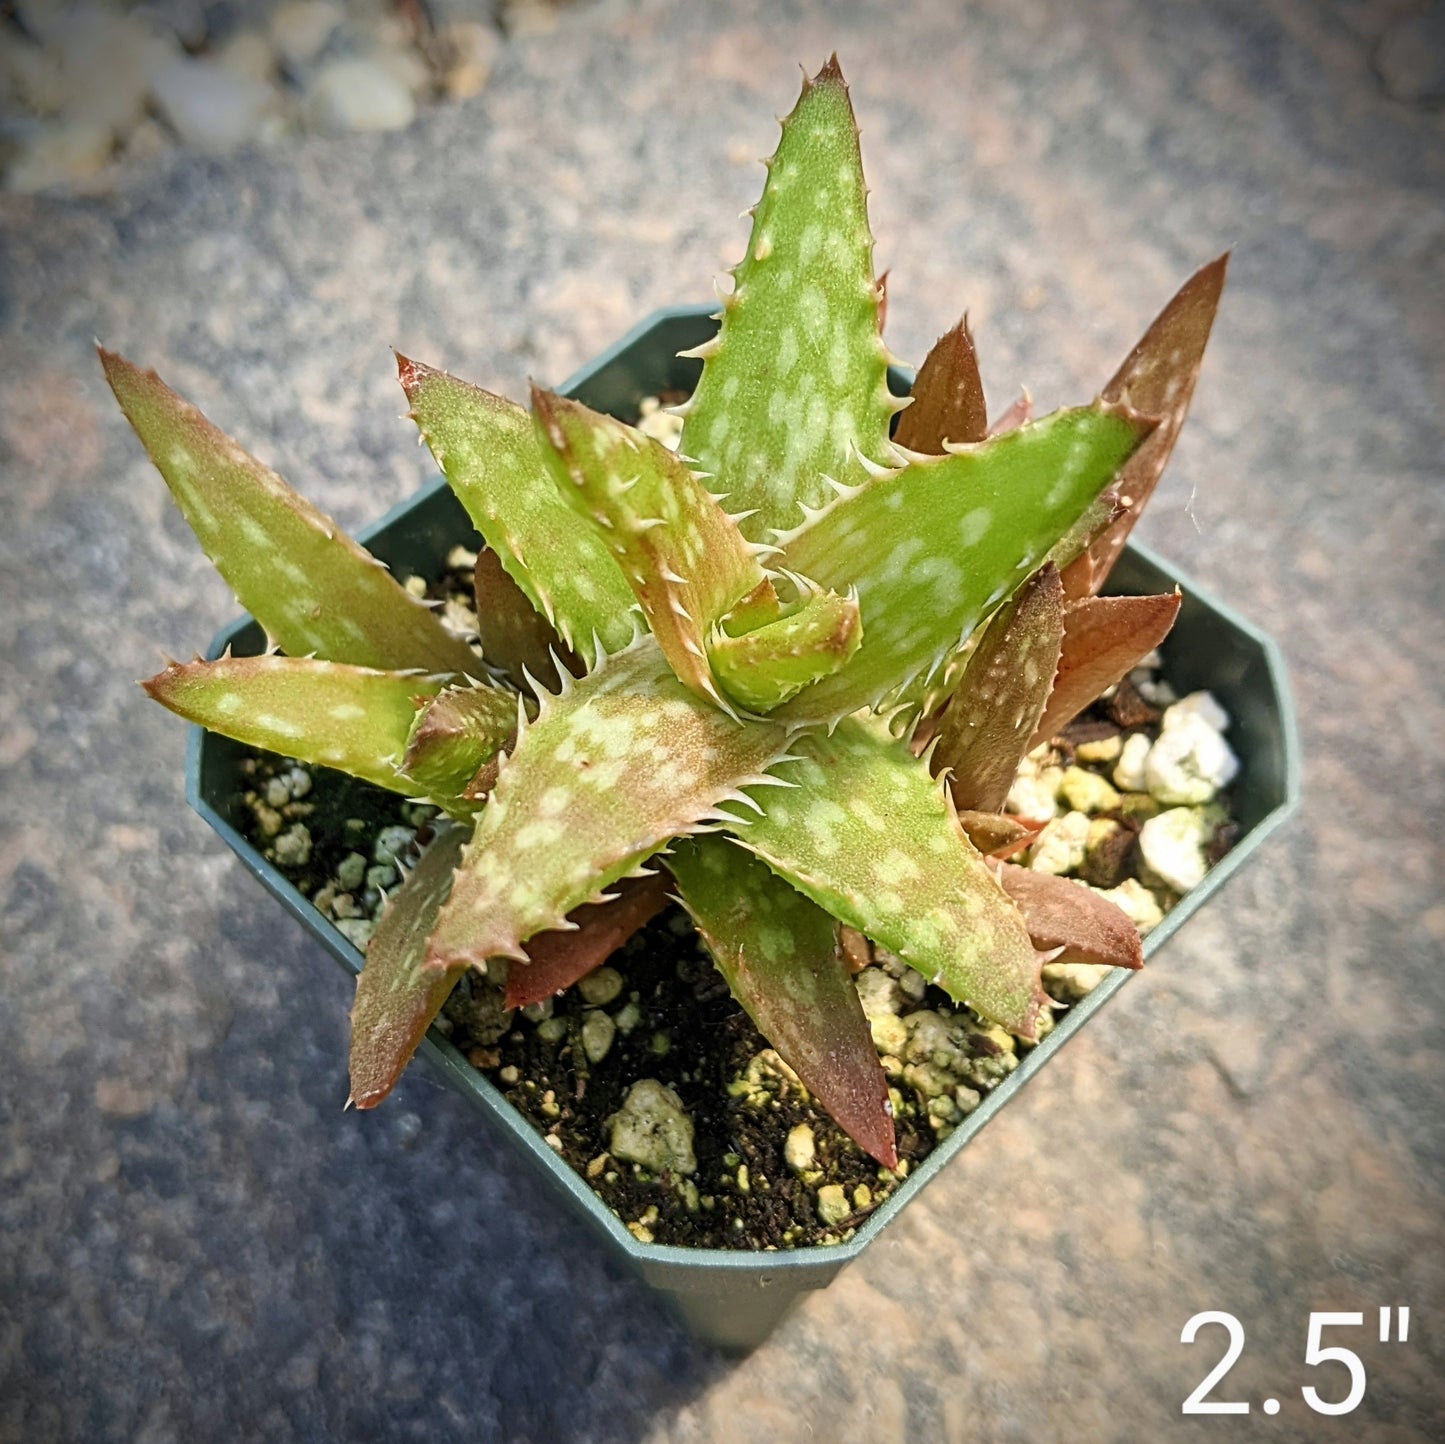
187, 304, 1301, 1277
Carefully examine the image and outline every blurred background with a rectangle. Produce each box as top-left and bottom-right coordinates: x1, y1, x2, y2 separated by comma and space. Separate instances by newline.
1, 0, 1441, 1439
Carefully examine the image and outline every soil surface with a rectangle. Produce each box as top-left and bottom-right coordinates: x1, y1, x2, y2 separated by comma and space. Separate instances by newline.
234, 741, 950, 1248
232, 674, 1236, 1249
443, 911, 937, 1250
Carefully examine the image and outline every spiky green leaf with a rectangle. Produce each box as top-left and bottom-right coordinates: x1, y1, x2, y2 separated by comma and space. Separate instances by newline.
894, 317, 987, 453
773, 404, 1154, 721
531, 388, 767, 710
679, 56, 899, 540
425, 634, 789, 973
708, 585, 862, 713
101, 349, 478, 675
934, 563, 1064, 813
397, 357, 636, 654
142, 655, 444, 792
401, 683, 519, 799
668, 836, 897, 1168
718, 577, 783, 636
728, 716, 1046, 1038
349, 824, 469, 1108
907, 381, 1040, 706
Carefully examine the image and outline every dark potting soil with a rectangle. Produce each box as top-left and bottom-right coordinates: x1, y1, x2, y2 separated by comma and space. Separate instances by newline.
441, 912, 945, 1250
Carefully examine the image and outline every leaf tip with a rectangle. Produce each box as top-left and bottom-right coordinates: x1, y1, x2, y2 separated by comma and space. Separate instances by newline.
394, 350, 435, 398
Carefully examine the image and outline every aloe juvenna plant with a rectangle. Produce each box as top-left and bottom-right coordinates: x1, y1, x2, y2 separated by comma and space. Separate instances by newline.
106, 57, 1226, 1172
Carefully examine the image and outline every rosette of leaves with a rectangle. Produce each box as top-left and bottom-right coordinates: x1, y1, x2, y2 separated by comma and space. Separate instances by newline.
106, 57, 1225, 1170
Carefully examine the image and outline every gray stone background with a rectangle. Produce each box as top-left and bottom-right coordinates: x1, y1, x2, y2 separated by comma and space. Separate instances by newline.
1, 0, 1442, 1439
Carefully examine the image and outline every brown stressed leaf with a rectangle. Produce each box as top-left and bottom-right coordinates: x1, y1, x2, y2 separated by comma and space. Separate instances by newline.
1059, 551, 1097, 602
894, 318, 987, 454
349, 825, 469, 1109
957, 811, 1040, 858
503, 874, 672, 1009
1047, 493, 1125, 589
1062, 254, 1229, 594
994, 864, 1143, 970
473, 547, 576, 690
988, 391, 1033, 436
1031, 590, 1182, 745
933, 563, 1065, 813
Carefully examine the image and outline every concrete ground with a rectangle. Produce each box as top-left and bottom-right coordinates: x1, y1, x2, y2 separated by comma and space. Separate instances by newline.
1, 0, 1441, 1439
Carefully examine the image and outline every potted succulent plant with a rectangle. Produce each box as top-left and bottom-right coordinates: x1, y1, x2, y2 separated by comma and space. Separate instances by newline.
104, 58, 1297, 1351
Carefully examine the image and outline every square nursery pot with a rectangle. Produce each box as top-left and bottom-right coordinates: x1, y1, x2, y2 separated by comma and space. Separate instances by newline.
190, 306, 1301, 1353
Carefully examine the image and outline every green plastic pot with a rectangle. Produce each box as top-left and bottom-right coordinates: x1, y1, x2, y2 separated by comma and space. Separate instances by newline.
189, 307, 1300, 1353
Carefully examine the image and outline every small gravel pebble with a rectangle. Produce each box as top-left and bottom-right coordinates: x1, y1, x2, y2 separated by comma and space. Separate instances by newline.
1093, 877, 1164, 935
270, 0, 344, 70
151, 57, 283, 152
1059, 765, 1120, 815
578, 966, 624, 1006
1028, 810, 1090, 875
536, 1017, 567, 1044
1007, 755, 1063, 820
581, 1009, 616, 1064
217, 32, 279, 85
3, 0, 514, 190
272, 823, 312, 867
336, 852, 367, 891
5, 120, 113, 192
784, 1124, 816, 1174
607, 1080, 696, 1176
438, 20, 500, 101
1075, 733, 1122, 764
1143, 693, 1239, 805
372, 825, 414, 866
305, 56, 416, 134
1113, 732, 1152, 791
335, 917, 375, 949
